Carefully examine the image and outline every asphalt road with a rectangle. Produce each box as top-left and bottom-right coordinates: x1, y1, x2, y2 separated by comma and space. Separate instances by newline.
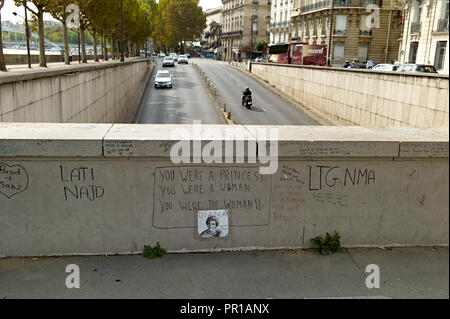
194, 59, 320, 125
0, 247, 447, 299
137, 58, 224, 124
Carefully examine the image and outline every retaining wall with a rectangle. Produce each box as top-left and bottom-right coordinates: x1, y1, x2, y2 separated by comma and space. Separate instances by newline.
0, 124, 448, 257
0, 58, 149, 123
251, 63, 449, 128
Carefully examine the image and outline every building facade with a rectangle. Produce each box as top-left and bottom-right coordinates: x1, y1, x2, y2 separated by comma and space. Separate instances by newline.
291, 0, 403, 66
203, 7, 223, 49
399, 0, 449, 73
221, 0, 271, 60
270, 0, 295, 44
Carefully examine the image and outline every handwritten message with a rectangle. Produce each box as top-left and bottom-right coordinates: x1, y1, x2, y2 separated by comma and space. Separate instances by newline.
153, 166, 271, 229
0, 163, 29, 199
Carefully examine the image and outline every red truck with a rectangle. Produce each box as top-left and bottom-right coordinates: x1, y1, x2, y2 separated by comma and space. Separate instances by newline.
268, 42, 327, 66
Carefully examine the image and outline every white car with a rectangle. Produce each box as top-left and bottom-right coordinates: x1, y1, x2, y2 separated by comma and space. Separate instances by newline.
162, 57, 175, 67
170, 53, 178, 62
371, 64, 399, 71
178, 55, 188, 64
159, 52, 166, 57
154, 70, 173, 88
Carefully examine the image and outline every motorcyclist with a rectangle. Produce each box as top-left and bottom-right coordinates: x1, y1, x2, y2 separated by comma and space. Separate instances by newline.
242, 87, 252, 105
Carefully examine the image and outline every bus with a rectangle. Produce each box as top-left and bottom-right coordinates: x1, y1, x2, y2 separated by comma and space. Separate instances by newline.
268, 42, 327, 66
268, 42, 304, 64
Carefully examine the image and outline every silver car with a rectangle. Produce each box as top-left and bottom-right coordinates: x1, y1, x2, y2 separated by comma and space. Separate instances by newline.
178, 55, 188, 64
162, 57, 175, 67
154, 70, 173, 88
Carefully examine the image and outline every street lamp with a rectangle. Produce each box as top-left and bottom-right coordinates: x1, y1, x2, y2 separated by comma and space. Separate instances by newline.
12, 5, 31, 69
120, 0, 124, 62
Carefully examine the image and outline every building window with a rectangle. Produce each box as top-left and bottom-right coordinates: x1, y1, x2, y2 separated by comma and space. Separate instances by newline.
417, 1, 424, 22
358, 43, 369, 61
335, 15, 347, 34
409, 42, 419, 63
434, 41, 447, 70
334, 42, 345, 60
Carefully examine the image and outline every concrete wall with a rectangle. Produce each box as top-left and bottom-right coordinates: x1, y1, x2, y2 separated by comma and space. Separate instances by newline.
0, 124, 448, 257
0, 59, 149, 123
250, 63, 449, 128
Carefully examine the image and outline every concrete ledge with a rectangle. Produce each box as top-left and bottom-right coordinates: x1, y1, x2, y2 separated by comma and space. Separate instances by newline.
0, 123, 113, 157
1, 124, 447, 158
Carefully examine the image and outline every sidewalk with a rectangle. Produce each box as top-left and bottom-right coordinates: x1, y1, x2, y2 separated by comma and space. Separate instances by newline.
2, 58, 137, 73
0, 247, 447, 299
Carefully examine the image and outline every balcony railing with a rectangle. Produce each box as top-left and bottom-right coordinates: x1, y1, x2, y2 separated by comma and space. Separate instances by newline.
334, 29, 347, 35
300, 0, 330, 14
221, 30, 243, 37
436, 19, 449, 32
410, 22, 421, 34
299, 0, 381, 14
252, 30, 258, 35
359, 29, 372, 36
334, 0, 381, 7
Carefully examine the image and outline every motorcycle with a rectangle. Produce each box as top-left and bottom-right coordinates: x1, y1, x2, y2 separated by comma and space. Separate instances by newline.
242, 95, 253, 109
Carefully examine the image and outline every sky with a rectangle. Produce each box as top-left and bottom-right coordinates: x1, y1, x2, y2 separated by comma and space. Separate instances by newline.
2, 0, 223, 23
199, 0, 223, 10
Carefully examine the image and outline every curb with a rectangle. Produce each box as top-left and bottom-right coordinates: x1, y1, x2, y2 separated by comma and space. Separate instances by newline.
192, 61, 234, 125
122, 61, 155, 123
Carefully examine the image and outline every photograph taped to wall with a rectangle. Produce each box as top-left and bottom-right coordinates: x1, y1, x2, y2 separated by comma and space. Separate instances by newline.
198, 210, 229, 238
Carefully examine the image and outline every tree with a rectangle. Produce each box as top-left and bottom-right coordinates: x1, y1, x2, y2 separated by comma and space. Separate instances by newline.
47, 0, 73, 64
15, 0, 51, 67
0, 0, 6, 71
255, 40, 270, 54
208, 21, 222, 49
155, 0, 205, 52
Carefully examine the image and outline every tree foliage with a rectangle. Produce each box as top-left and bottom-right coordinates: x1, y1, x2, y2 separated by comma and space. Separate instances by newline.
1, 0, 203, 68
255, 40, 270, 54
154, 0, 205, 50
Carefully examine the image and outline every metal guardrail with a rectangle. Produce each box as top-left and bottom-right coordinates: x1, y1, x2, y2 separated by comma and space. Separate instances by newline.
221, 30, 243, 37
299, 0, 381, 14
334, 29, 347, 35
359, 30, 373, 36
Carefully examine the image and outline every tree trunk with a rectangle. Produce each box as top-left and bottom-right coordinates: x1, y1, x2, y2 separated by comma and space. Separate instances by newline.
37, 8, 47, 67
0, 10, 7, 71
128, 41, 131, 58
111, 35, 115, 59
103, 34, 108, 61
63, 22, 70, 65
80, 25, 87, 63
93, 30, 98, 62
